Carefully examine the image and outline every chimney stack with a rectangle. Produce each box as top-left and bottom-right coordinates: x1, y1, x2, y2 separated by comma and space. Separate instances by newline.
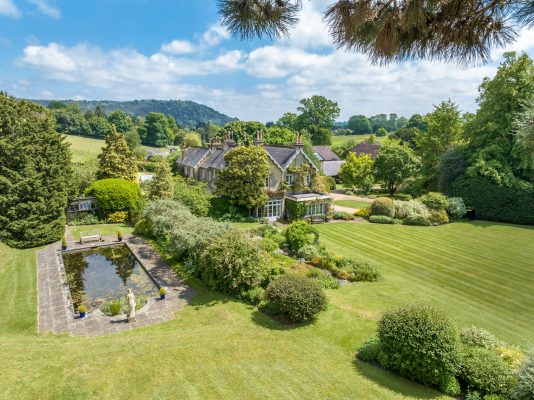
255, 129, 265, 146
224, 131, 236, 148
295, 130, 305, 149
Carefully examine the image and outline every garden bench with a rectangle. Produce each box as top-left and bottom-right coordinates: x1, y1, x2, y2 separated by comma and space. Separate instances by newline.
308, 215, 326, 224
80, 231, 103, 244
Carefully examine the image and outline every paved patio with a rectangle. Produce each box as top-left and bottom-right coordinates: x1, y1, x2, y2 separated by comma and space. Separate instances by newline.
36, 233, 195, 337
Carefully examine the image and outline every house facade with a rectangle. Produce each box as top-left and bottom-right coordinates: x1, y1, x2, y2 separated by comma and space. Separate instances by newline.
177, 133, 331, 222
312, 145, 344, 178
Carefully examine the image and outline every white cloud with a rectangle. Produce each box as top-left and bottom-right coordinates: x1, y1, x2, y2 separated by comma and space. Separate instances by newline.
0, 0, 20, 17
160, 39, 195, 55
22, 43, 76, 71
28, 0, 60, 18
202, 25, 230, 47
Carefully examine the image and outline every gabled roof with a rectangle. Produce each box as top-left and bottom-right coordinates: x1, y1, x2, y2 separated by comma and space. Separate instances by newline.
199, 147, 232, 170
349, 140, 381, 159
179, 147, 210, 168
263, 145, 296, 170
322, 160, 344, 177
312, 146, 341, 162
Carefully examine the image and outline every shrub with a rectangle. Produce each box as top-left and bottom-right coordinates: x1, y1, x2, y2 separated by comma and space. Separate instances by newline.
238, 287, 265, 306
296, 244, 321, 261
173, 176, 212, 216
345, 261, 381, 282
260, 237, 279, 253
354, 207, 371, 219
447, 196, 467, 219
441, 376, 461, 397
200, 230, 267, 295
513, 348, 534, 400
460, 326, 500, 349
100, 296, 147, 316
68, 213, 105, 226
459, 346, 515, 396
285, 221, 319, 252
377, 303, 460, 387
428, 209, 449, 225
357, 336, 381, 363
394, 199, 430, 220
314, 273, 340, 289
264, 274, 327, 322
253, 224, 286, 247
333, 211, 354, 220
497, 346, 525, 370
107, 211, 128, 223
466, 391, 482, 400
370, 197, 395, 217
369, 215, 394, 224
87, 178, 142, 215
403, 214, 431, 226
419, 192, 449, 210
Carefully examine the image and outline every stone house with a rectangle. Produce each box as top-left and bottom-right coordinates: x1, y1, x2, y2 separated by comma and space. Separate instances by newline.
177, 133, 331, 222
312, 145, 344, 179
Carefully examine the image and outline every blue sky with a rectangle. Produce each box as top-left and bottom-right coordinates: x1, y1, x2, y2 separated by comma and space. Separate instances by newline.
1, 0, 533, 122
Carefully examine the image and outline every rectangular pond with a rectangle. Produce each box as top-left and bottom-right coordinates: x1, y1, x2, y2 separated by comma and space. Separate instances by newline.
62, 244, 158, 311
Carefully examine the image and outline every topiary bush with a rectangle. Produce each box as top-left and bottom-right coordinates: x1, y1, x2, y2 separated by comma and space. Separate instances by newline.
264, 274, 327, 322
199, 230, 267, 295
285, 220, 319, 252
460, 326, 501, 349
370, 197, 395, 217
377, 303, 460, 388
447, 196, 467, 219
369, 215, 394, 224
87, 178, 142, 216
459, 346, 515, 397
419, 192, 449, 210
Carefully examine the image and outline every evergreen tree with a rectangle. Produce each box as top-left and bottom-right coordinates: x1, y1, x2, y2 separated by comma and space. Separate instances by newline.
148, 159, 174, 200
0, 93, 72, 248
97, 125, 138, 181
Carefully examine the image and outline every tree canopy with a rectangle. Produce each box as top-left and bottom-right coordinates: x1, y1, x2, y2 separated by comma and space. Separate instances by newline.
0, 93, 72, 248
97, 126, 138, 182
296, 95, 340, 145
219, 0, 534, 65
374, 141, 421, 195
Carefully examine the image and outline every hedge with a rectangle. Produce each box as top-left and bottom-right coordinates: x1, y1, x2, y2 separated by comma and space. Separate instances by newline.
450, 175, 534, 225
87, 178, 142, 216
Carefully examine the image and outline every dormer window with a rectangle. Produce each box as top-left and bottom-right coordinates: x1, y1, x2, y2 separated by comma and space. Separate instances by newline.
285, 174, 294, 186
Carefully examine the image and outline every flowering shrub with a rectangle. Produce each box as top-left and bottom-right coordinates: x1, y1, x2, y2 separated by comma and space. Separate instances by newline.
447, 197, 467, 219
370, 197, 395, 217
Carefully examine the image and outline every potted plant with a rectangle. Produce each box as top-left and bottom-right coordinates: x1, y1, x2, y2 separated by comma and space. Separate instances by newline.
78, 305, 86, 318
159, 287, 166, 300
117, 230, 123, 242
62, 234, 67, 250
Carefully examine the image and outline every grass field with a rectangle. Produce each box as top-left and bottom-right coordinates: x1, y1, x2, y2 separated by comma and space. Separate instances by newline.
331, 134, 389, 147
68, 224, 135, 240
334, 199, 371, 209
0, 221, 532, 399
65, 134, 164, 163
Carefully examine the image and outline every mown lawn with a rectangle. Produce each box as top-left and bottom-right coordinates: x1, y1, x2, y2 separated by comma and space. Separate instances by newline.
65, 134, 164, 162
331, 134, 388, 147
69, 223, 134, 241
334, 199, 371, 209
0, 220, 532, 399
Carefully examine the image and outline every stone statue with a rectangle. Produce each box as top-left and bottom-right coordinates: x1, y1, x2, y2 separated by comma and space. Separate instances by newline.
127, 288, 136, 322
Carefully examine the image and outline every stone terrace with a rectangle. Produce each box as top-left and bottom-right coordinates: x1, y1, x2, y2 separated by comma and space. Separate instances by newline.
36, 233, 195, 337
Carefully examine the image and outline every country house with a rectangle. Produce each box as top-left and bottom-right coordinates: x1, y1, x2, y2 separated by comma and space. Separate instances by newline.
177, 133, 331, 222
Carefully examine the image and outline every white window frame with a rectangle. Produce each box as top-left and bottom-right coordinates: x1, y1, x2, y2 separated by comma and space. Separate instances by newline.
305, 202, 326, 216
265, 175, 271, 188
285, 174, 294, 186
260, 200, 282, 218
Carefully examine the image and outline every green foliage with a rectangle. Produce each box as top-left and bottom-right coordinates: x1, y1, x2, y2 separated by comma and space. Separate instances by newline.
296, 244, 321, 261
466, 391, 482, 400
139, 112, 175, 146
0, 94, 72, 248
370, 197, 395, 217
339, 152, 374, 193
97, 126, 138, 182
314, 273, 340, 289
512, 99, 534, 172
390, 127, 419, 149
419, 192, 449, 210
428, 209, 449, 225
459, 346, 515, 396
285, 221, 319, 252
87, 178, 142, 216
264, 274, 327, 322
333, 211, 354, 221
68, 213, 105, 226
354, 207, 371, 219
148, 159, 174, 200
216, 146, 270, 210
377, 303, 460, 387
374, 142, 421, 195
70, 158, 98, 198
238, 287, 265, 306
141, 200, 229, 263
107, 211, 128, 223
348, 114, 371, 134
393, 199, 429, 220
264, 125, 296, 145
440, 376, 461, 397
200, 230, 267, 295
342, 260, 381, 282
416, 100, 463, 186
108, 110, 134, 133
375, 127, 387, 137
369, 215, 394, 224
100, 296, 147, 316
450, 175, 534, 225
172, 176, 212, 216
183, 132, 202, 147
124, 130, 142, 150
513, 348, 534, 400
296, 95, 340, 145
403, 214, 431, 226
460, 326, 501, 350
357, 336, 382, 363
447, 197, 467, 218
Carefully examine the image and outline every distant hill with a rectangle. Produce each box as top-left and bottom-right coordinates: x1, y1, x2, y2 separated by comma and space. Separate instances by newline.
32, 99, 236, 127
